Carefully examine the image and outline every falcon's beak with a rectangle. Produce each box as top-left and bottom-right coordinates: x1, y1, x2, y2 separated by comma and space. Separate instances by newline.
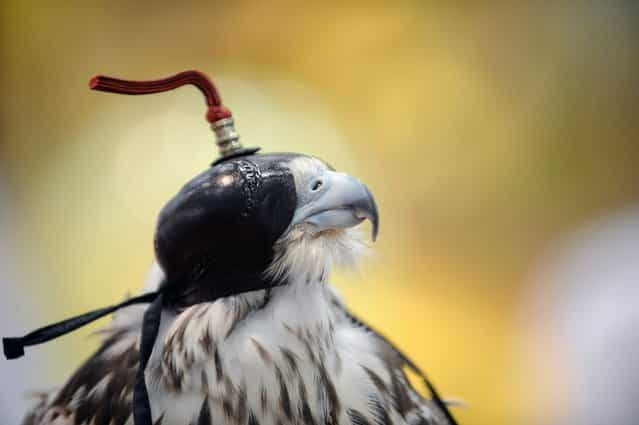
291, 171, 379, 241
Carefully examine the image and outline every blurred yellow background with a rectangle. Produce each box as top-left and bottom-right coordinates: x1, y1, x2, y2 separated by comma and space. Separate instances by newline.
1, 2, 638, 425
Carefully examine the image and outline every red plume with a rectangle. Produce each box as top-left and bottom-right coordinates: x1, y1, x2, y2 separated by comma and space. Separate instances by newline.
89, 70, 232, 123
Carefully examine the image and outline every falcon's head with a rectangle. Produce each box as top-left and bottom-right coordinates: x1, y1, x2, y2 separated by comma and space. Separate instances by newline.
155, 153, 378, 304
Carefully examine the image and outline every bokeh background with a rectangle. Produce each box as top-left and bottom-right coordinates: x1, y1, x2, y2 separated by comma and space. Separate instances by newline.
1, 2, 638, 424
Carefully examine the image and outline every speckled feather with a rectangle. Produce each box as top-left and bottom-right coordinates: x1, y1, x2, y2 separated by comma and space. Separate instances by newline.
22, 263, 448, 425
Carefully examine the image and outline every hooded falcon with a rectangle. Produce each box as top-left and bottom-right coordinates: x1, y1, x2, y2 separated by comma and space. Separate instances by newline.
4, 71, 458, 425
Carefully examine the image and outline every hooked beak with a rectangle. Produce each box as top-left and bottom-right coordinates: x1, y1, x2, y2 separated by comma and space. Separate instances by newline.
291, 171, 379, 241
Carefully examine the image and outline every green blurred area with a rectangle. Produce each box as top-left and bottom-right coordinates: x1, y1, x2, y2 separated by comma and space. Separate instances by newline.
1, 2, 638, 424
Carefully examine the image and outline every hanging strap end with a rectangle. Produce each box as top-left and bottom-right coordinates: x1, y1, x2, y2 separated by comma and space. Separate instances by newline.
3, 337, 25, 359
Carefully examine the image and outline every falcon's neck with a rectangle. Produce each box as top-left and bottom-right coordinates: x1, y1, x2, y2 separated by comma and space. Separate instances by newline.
148, 271, 338, 393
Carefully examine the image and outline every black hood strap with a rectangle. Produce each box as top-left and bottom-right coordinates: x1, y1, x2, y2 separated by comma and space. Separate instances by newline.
2, 289, 164, 425
133, 291, 164, 425
2, 290, 160, 360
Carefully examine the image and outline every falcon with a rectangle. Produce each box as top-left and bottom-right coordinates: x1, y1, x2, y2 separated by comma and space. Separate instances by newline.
4, 71, 458, 425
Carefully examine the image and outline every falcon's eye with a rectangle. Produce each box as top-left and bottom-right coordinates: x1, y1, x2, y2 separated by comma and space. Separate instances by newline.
311, 179, 323, 191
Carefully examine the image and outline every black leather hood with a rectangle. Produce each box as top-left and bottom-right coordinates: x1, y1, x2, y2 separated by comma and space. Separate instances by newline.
155, 153, 304, 305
